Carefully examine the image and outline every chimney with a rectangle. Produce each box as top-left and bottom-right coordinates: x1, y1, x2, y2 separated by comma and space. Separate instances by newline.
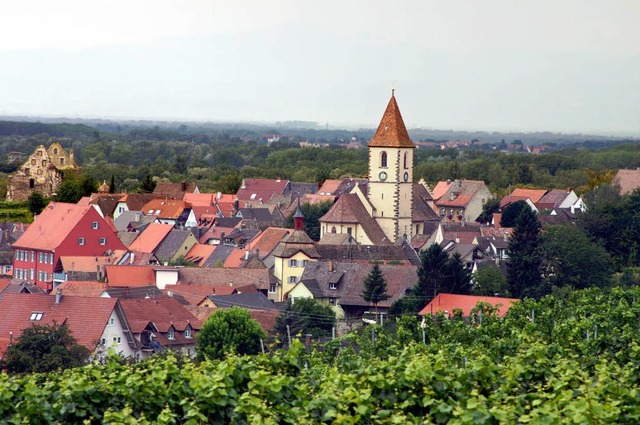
245, 250, 249, 260
455, 237, 460, 244
503, 231, 508, 242
217, 192, 222, 200
328, 260, 334, 272
241, 179, 246, 189
55, 289, 62, 304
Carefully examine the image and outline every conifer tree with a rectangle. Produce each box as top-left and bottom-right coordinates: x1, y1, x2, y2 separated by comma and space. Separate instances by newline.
507, 207, 544, 298
362, 263, 390, 313
108, 175, 116, 194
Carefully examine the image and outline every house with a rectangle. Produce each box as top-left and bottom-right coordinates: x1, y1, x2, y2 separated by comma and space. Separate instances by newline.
441, 241, 485, 269
163, 283, 257, 306
432, 180, 494, 223
176, 268, 275, 298
536, 189, 585, 213
113, 211, 157, 233
153, 228, 198, 264
140, 199, 196, 227
55, 251, 126, 284
290, 261, 418, 318
104, 265, 180, 290
243, 227, 292, 269
11, 202, 127, 291
418, 293, 519, 318
153, 182, 199, 199
612, 168, 640, 195
236, 178, 290, 206
113, 194, 160, 220
6, 143, 78, 202
88, 194, 125, 218
127, 223, 174, 254
0, 293, 138, 360
184, 244, 216, 266
119, 297, 200, 359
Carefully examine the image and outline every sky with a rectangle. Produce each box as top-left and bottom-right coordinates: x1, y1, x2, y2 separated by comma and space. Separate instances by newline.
0, 0, 639, 135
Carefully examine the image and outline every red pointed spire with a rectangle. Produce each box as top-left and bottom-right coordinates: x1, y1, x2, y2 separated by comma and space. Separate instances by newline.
368, 91, 416, 149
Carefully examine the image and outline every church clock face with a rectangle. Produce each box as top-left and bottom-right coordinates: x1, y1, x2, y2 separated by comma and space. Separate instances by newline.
379, 171, 387, 181
403, 172, 409, 182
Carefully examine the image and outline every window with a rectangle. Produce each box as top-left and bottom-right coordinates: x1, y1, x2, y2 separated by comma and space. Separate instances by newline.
380, 151, 387, 168
29, 269, 34, 280
110, 317, 115, 326
53, 148, 58, 154
99, 237, 107, 245
30, 251, 34, 262
404, 152, 408, 169
346, 227, 352, 235
78, 237, 85, 246
330, 282, 337, 290
329, 298, 336, 306
49, 253, 54, 264
302, 260, 308, 267
30, 312, 43, 321
269, 284, 277, 293
92, 221, 99, 229
288, 259, 298, 267
331, 226, 336, 233
184, 328, 192, 339
101, 338, 106, 345
113, 336, 121, 344
167, 329, 175, 340
43, 271, 48, 281
288, 276, 299, 284
60, 157, 65, 165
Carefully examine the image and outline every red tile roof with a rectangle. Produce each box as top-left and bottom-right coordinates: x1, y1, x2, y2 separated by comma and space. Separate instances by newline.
509, 188, 547, 204
163, 283, 256, 305
320, 193, 388, 244
0, 293, 118, 354
128, 223, 174, 253
141, 199, 191, 220
13, 202, 93, 250
184, 244, 216, 266
368, 94, 416, 149
105, 265, 157, 287
246, 227, 291, 259
418, 293, 519, 317
236, 178, 289, 202
119, 297, 201, 333
51, 281, 107, 297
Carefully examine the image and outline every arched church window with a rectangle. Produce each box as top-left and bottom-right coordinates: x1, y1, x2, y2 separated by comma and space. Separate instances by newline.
380, 151, 387, 168
403, 152, 408, 169
331, 226, 337, 233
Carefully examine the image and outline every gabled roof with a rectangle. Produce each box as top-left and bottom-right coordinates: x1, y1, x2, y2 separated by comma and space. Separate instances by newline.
433, 180, 489, 208
613, 168, 640, 195
184, 244, 216, 266
89, 194, 125, 218
238, 208, 277, 222
153, 182, 198, 199
60, 252, 126, 273
440, 222, 483, 245
536, 189, 572, 209
368, 94, 416, 149
118, 193, 161, 211
127, 223, 174, 253
209, 292, 279, 311
0, 293, 119, 354
271, 230, 321, 259
104, 265, 157, 287
413, 183, 440, 222
102, 285, 165, 299
201, 244, 236, 267
198, 226, 236, 244
0, 279, 45, 295
236, 178, 289, 202
163, 283, 255, 305
509, 188, 547, 204
51, 281, 107, 297
119, 297, 201, 334
320, 193, 389, 245
315, 243, 420, 265
298, 261, 417, 308
13, 202, 93, 250
141, 199, 191, 220
418, 293, 519, 317
154, 228, 195, 261
183, 193, 216, 207
113, 211, 156, 232
177, 268, 273, 291
245, 227, 291, 259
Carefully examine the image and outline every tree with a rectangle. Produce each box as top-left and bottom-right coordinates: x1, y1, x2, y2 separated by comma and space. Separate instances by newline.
507, 207, 544, 298
476, 197, 500, 224
55, 180, 84, 203
472, 264, 509, 297
139, 173, 157, 193
500, 200, 530, 227
27, 191, 47, 215
2, 322, 90, 374
273, 298, 336, 341
361, 263, 390, 313
109, 174, 116, 194
540, 225, 613, 290
196, 307, 265, 361
413, 244, 472, 311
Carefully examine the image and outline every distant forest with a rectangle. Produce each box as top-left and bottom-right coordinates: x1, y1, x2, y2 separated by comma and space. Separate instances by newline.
0, 118, 638, 198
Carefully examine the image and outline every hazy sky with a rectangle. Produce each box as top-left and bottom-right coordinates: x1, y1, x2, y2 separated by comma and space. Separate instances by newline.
1, 0, 639, 135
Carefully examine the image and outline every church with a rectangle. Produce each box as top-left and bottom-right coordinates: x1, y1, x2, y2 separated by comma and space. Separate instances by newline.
319, 92, 438, 245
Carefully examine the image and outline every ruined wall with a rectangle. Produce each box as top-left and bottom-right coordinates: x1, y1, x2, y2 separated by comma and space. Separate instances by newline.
6, 143, 76, 202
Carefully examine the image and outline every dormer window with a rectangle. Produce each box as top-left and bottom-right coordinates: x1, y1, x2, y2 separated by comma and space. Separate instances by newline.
30, 312, 43, 321
329, 282, 337, 290
167, 328, 175, 340
184, 328, 192, 339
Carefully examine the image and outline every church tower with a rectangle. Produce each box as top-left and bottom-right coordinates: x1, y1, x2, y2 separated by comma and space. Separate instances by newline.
367, 91, 416, 243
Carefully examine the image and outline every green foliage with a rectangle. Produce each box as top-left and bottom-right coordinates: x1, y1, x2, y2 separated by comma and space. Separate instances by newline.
472, 264, 509, 297
475, 197, 500, 224
26, 192, 47, 215
108, 174, 116, 193
197, 307, 265, 361
500, 200, 530, 227
139, 173, 157, 194
541, 225, 614, 290
361, 263, 390, 310
273, 298, 336, 340
507, 207, 544, 298
54, 171, 97, 203
1, 322, 90, 374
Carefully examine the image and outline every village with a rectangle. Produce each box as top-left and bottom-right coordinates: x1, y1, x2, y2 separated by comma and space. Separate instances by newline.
0, 93, 638, 361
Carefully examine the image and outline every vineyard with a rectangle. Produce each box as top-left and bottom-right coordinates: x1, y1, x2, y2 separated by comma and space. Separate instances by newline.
4, 286, 640, 423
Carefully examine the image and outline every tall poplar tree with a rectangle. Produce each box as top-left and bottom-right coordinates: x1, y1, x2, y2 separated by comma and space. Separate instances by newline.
507, 207, 544, 298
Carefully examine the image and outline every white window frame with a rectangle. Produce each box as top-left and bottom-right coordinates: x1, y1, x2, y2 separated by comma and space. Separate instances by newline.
167, 328, 175, 340
269, 284, 277, 293
184, 328, 192, 339
78, 237, 85, 246
92, 221, 99, 229
99, 237, 107, 246
30, 312, 43, 321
